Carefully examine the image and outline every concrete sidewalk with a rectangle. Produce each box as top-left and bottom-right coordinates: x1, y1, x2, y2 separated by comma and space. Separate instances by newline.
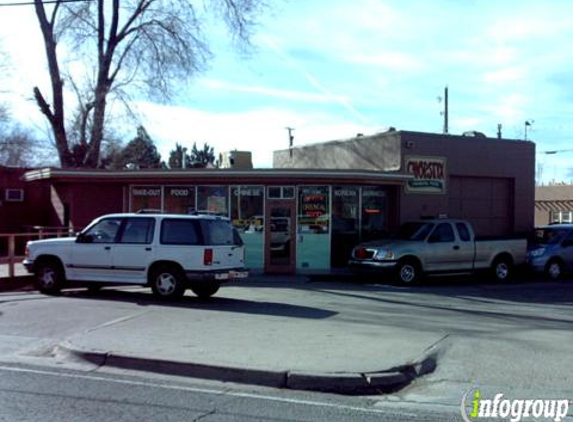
52, 277, 442, 394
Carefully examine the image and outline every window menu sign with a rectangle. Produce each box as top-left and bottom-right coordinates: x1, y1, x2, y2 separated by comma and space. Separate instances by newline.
405, 156, 447, 194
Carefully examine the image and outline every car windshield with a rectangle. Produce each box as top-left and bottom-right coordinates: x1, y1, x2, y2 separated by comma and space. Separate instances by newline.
394, 222, 435, 241
532, 228, 570, 245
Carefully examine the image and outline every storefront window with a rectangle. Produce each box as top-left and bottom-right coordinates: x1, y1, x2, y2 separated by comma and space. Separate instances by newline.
230, 186, 264, 269
268, 186, 295, 199
361, 187, 388, 242
297, 186, 330, 270
130, 186, 162, 212
163, 186, 196, 214
331, 186, 360, 268
197, 186, 229, 216
551, 210, 573, 223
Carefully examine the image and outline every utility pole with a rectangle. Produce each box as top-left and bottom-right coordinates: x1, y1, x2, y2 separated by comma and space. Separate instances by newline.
286, 127, 295, 158
497, 124, 502, 139
443, 86, 449, 134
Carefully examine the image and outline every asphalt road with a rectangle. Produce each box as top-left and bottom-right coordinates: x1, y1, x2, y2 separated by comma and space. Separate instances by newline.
0, 275, 572, 421
0, 362, 459, 422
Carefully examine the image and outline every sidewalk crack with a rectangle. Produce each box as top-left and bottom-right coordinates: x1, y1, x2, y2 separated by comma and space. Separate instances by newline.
192, 409, 216, 422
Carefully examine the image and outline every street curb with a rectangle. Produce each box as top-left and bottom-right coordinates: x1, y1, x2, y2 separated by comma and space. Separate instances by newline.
58, 342, 438, 395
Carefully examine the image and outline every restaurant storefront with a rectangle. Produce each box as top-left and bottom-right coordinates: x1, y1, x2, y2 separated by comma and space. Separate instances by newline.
21, 169, 408, 274
124, 182, 396, 272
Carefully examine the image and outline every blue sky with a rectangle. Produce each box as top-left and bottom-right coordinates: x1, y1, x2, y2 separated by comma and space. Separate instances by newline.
1, 0, 573, 182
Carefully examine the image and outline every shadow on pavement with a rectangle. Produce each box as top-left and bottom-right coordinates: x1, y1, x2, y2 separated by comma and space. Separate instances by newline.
61, 288, 338, 320
237, 272, 573, 307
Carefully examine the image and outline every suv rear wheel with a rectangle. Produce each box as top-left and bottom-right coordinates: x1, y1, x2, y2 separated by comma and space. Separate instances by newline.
190, 283, 220, 299
150, 265, 186, 300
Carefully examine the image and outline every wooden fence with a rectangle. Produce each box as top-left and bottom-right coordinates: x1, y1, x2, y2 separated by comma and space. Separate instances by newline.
0, 227, 76, 278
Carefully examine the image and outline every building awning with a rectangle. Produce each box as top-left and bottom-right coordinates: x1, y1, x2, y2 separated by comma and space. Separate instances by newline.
22, 168, 413, 186
535, 200, 573, 212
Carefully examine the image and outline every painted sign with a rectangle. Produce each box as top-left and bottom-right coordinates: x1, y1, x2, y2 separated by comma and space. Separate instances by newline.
405, 156, 447, 194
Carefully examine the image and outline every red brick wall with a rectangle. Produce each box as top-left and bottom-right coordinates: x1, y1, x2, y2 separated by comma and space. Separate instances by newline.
0, 167, 51, 233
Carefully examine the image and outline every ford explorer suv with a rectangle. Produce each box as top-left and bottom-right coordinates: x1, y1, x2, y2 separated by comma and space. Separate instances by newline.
349, 219, 527, 284
527, 224, 573, 280
23, 213, 248, 299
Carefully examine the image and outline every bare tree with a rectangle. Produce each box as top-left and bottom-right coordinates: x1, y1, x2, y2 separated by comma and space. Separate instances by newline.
0, 125, 45, 167
0, 44, 11, 125
33, 0, 263, 168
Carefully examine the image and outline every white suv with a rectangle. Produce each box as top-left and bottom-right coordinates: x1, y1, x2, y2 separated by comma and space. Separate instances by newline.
23, 213, 248, 299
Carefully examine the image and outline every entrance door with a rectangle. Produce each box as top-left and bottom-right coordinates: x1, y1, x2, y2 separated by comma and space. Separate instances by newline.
264, 200, 296, 274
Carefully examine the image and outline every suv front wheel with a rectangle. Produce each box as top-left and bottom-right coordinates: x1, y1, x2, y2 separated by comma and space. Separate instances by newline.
35, 259, 64, 294
150, 265, 186, 300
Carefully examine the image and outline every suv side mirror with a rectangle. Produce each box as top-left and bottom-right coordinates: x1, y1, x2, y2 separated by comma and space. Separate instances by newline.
76, 233, 94, 244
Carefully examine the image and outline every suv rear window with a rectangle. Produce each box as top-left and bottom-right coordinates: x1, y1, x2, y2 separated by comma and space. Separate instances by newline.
202, 219, 242, 245
160, 219, 202, 245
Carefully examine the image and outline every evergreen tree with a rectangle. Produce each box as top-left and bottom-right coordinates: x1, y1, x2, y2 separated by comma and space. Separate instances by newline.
167, 143, 192, 169
114, 126, 162, 169
189, 142, 216, 168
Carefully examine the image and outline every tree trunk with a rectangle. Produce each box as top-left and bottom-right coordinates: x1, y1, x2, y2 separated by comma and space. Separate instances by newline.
34, 0, 74, 168
86, 86, 107, 167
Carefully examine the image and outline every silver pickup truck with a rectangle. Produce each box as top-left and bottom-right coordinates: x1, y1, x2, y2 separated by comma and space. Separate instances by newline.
349, 218, 527, 284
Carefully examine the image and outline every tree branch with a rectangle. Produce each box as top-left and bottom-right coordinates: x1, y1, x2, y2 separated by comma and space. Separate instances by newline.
116, 0, 155, 43
97, 0, 104, 62
108, 0, 120, 46
50, 0, 62, 27
33, 87, 55, 125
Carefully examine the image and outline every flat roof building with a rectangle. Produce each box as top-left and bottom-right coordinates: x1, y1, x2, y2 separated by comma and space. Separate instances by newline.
4, 129, 535, 274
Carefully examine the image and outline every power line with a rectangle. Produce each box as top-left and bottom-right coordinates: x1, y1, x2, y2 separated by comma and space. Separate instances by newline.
542, 149, 573, 155
0, 0, 92, 7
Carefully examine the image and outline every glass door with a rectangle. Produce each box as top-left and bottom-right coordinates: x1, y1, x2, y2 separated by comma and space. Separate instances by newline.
264, 199, 296, 274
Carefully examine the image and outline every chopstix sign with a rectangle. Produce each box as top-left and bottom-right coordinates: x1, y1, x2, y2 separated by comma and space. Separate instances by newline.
405, 156, 447, 194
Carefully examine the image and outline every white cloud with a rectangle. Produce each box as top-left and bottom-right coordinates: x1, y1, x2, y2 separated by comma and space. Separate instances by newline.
483, 93, 530, 121
135, 101, 378, 167
200, 79, 349, 103
346, 52, 424, 72
483, 67, 524, 84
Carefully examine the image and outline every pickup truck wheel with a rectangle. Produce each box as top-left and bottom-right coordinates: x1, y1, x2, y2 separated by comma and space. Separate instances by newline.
150, 266, 185, 300
545, 259, 563, 280
190, 283, 220, 299
396, 260, 421, 285
35, 261, 64, 294
492, 257, 513, 282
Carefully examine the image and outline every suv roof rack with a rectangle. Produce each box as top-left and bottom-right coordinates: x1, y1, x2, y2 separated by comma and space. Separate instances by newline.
189, 211, 227, 217
135, 209, 164, 214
